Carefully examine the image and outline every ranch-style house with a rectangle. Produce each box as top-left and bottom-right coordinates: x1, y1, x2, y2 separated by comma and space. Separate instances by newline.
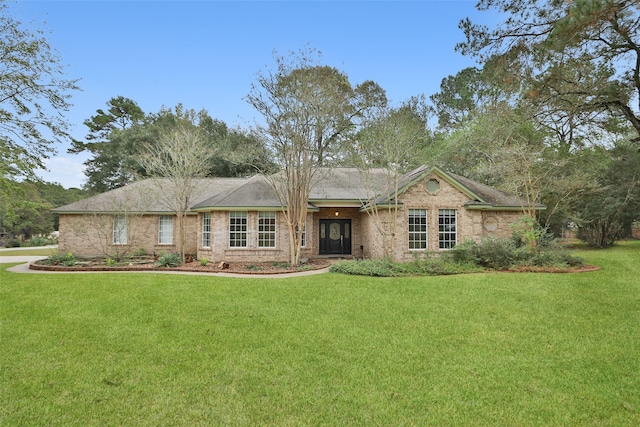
53, 165, 543, 262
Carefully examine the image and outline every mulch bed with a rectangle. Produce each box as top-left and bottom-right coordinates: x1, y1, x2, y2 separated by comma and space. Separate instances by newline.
30, 258, 332, 274
29, 255, 599, 275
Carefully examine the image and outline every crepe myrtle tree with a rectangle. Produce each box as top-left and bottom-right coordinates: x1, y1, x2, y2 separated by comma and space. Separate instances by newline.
352, 97, 432, 260
246, 47, 387, 266
137, 121, 214, 263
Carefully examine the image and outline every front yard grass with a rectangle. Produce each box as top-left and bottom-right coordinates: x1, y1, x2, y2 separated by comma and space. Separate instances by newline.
1, 241, 639, 425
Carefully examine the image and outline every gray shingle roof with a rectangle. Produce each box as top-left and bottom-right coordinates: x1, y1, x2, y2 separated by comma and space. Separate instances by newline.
54, 166, 542, 214
447, 172, 535, 208
309, 168, 390, 201
53, 178, 246, 213
192, 175, 280, 209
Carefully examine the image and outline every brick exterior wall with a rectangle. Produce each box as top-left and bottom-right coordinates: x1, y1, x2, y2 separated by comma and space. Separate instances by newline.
360, 174, 527, 261
196, 211, 317, 263
58, 213, 198, 257
59, 174, 528, 263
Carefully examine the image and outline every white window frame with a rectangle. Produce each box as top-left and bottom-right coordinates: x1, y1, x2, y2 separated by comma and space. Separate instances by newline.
438, 209, 457, 249
229, 211, 247, 248
408, 209, 427, 250
258, 211, 276, 248
202, 212, 211, 248
299, 223, 307, 248
112, 216, 128, 245
158, 215, 174, 245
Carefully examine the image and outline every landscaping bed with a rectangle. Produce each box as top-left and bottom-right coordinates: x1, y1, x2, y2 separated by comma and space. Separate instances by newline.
30, 257, 331, 274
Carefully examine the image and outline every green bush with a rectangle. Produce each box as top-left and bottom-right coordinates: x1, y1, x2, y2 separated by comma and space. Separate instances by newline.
478, 237, 522, 269
199, 258, 208, 267
131, 248, 148, 257
7, 240, 21, 248
332, 235, 584, 277
449, 240, 479, 265
45, 252, 78, 267
156, 252, 181, 268
452, 236, 583, 270
27, 237, 56, 247
329, 256, 482, 277
330, 258, 398, 277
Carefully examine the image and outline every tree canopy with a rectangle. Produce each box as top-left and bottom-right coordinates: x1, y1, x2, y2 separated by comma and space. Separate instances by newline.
72, 99, 275, 193
0, 0, 79, 181
0, 0, 79, 239
457, 0, 640, 142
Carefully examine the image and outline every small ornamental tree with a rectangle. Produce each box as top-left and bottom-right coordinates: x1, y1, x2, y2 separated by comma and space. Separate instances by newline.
137, 123, 213, 263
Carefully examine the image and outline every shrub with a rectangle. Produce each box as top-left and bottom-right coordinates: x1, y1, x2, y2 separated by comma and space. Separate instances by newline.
156, 252, 181, 268
28, 237, 55, 247
132, 248, 148, 257
330, 236, 584, 277
464, 237, 519, 270
45, 252, 78, 267
7, 240, 21, 248
449, 240, 479, 265
330, 256, 482, 277
199, 258, 208, 267
330, 258, 398, 277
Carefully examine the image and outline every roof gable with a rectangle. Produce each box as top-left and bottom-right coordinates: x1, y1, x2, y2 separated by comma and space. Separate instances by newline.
368, 165, 542, 210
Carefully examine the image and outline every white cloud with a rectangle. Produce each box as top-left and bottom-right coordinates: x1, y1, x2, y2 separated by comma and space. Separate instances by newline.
36, 155, 87, 189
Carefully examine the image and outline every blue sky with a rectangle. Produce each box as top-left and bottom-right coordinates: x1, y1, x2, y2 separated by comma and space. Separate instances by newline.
9, 0, 496, 188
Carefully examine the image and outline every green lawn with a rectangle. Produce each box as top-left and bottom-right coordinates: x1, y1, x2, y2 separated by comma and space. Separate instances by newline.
0, 247, 57, 256
1, 242, 639, 426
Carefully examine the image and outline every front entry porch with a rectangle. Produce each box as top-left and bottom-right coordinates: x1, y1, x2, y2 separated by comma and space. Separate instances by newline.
319, 219, 352, 255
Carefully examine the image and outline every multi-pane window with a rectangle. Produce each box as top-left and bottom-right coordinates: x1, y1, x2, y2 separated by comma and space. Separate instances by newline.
258, 211, 276, 248
112, 216, 127, 245
299, 223, 307, 248
229, 211, 247, 247
158, 215, 173, 244
438, 209, 457, 249
408, 209, 427, 250
202, 212, 211, 248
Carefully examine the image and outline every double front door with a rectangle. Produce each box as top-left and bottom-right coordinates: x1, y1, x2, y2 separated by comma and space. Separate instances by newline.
319, 219, 351, 255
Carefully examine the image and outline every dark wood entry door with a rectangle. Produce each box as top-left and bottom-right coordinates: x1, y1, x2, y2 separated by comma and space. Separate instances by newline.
319, 219, 352, 255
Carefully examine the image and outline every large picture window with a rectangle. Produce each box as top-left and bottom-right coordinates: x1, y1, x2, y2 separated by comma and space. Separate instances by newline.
438, 209, 457, 249
202, 212, 211, 248
158, 215, 173, 244
229, 211, 247, 248
112, 216, 127, 245
258, 211, 276, 248
408, 209, 427, 250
